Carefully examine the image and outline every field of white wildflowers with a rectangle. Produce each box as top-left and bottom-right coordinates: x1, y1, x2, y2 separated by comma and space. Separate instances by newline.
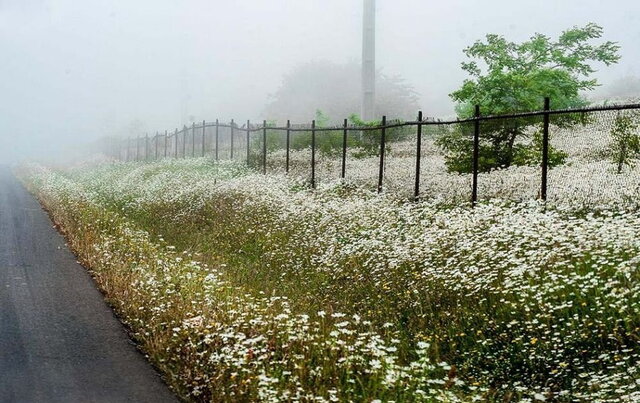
19, 119, 640, 402
269, 114, 640, 210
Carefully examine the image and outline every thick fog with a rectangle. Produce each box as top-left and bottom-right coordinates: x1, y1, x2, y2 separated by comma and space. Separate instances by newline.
1, 0, 639, 163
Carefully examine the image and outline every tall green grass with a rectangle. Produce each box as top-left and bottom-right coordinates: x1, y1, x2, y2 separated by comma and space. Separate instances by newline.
20, 159, 640, 401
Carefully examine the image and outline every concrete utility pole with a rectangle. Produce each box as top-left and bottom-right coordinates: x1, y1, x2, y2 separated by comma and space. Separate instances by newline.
361, 0, 376, 121
180, 67, 190, 127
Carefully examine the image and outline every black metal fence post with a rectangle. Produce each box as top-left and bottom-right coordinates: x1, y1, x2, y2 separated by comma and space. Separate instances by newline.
145, 134, 149, 161
246, 120, 251, 166
164, 130, 168, 158
230, 119, 235, 160
341, 118, 347, 179
174, 129, 178, 158
182, 126, 186, 158
215, 119, 219, 161
541, 97, 550, 201
377, 116, 387, 193
202, 120, 206, 157
414, 111, 423, 201
262, 120, 267, 174
285, 120, 291, 173
472, 105, 480, 206
311, 120, 316, 189
191, 122, 196, 157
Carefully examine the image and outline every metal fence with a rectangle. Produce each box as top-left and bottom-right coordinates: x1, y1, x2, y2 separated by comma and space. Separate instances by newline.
113, 100, 640, 205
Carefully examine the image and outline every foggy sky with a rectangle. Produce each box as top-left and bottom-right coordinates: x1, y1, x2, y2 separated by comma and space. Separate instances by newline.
1, 0, 639, 163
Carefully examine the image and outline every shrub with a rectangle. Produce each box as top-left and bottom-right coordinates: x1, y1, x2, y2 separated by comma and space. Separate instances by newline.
609, 111, 640, 173
436, 126, 567, 173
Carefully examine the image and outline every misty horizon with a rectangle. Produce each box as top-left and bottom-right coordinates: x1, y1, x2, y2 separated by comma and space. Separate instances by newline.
1, 0, 639, 163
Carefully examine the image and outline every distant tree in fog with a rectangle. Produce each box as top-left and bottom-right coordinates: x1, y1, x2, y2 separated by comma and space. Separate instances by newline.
126, 118, 147, 137
263, 60, 419, 123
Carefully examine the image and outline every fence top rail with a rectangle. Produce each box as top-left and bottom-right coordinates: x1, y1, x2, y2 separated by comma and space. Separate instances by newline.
425, 102, 640, 125
135, 102, 640, 140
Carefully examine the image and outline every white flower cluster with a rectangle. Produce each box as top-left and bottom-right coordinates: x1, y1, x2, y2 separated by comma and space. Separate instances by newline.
21, 161, 477, 402
18, 144, 640, 401
263, 117, 640, 210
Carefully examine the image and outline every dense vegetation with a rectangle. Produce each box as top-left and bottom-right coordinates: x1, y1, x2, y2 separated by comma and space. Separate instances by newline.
20, 155, 640, 402
441, 23, 620, 173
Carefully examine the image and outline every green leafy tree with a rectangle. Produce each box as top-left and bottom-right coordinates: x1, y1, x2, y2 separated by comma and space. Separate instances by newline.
610, 111, 640, 173
288, 110, 411, 158
441, 23, 620, 172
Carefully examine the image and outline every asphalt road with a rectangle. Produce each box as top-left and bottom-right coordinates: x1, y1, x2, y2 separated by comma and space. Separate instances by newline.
0, 168, 176, 403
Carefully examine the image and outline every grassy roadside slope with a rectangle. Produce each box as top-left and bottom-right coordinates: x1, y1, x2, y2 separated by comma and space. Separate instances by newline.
19, 159, 640, 402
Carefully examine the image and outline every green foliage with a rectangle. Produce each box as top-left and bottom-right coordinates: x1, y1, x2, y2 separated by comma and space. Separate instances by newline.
512, 131, 568, 167
250, 109, 414, 161
345, 113, 386, 156
452, 23, 620, 115
314, 109, 331, 127
27, 161, 640, 401
290, 110, 345, 155
286, 110, 411, 158
444, 23, 620, 172
264, 120, 283, 152
247, 120, 282, 167
435, 126, 567, 173
610, 111, 640, 173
